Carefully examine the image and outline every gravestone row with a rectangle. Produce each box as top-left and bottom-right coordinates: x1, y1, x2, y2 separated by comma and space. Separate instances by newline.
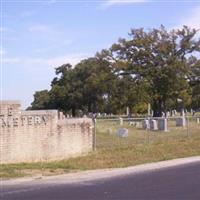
114, 115, 199, 137
142, 118, 168, 132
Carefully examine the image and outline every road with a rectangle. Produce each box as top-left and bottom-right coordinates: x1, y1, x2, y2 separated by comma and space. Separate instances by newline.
1, 161, 200, 200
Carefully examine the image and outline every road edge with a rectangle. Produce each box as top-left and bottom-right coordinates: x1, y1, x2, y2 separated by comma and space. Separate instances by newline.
1, 156, 200, 186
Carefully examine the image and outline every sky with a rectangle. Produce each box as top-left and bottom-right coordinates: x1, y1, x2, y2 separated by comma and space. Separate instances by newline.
1, 0, 200, 109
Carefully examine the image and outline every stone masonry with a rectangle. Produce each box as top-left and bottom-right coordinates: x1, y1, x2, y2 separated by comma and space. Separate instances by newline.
0, 101, 93, 164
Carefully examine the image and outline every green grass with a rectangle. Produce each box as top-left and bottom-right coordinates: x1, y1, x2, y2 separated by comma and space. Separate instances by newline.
1, 118, 200, 179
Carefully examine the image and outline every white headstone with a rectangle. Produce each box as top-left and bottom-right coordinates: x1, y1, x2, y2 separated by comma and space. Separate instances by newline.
150, 119, 158, 131
116, 128, 128, 138
135, 122, 141, 128
176, 117, 186, 127
158, 118, 168, 132
181, 109, 185, 117
166, 111, 170, 117
197, 118, 200, 124
126, 107, 130, 116
129, 121, 135, 126
143, 119, 150, 129
107, 128, 112, 135
148, 103, 151, 116
119, 117, 123, 126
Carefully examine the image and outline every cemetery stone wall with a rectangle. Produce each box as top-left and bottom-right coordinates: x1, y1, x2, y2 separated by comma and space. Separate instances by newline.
0, 101, 93, 164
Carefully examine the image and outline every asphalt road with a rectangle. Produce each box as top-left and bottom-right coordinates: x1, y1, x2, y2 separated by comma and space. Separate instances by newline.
1, 162, 200, 200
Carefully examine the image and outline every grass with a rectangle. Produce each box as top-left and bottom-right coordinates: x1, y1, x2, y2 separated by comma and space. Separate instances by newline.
0, 118, 200, 179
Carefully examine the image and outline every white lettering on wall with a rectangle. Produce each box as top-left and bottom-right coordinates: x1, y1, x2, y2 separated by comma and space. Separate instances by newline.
0, 115, 48, 128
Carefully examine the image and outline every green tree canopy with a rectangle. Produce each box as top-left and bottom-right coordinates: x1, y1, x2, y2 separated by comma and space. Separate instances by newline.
98, 26, 200, 116
30, 26, 200, 116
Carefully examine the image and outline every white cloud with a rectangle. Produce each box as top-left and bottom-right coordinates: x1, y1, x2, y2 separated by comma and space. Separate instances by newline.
0, 27, 7, 32
20, 10, 36, 17
103, 0, 148, 8
176, 6, 200, 30
44, 54, 88, 66
3, 53, 90, 67
0, 48, 6, 55
47, 0, 57, 3
34, 40, 73, 53
3, 57, 21, 64
28, 25, 51, 33
28, 24, 63, 40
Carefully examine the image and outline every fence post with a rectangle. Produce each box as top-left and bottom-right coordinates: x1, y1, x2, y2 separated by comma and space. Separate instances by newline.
145, 117, 150, 144
145, 127, 150, 144
119, 117, 123, 126
93, 118, 97, 151
186, 116, 189, 138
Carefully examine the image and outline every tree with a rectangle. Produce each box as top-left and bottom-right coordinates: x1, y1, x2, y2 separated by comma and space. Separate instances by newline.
48, 58, 117, 116
74, 57, 116, 113
30, 26, 200, 116
49, 63, 83, 116
30, 90, 50, 110
99, 26, 200, 116
188, 56, 200, 110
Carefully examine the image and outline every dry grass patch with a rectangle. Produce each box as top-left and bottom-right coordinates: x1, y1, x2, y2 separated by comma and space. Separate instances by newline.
1, 119, 199, 179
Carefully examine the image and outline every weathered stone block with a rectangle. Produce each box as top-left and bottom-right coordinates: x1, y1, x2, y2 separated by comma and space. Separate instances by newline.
135, 122, 141, 128
176, 117, 186, 127
158, 118, 168, 132
129, 121, 135, 126
116, 128, 128, 137
119, 117, 123, 126
150, 119, 158, 131
0, 100, 21, 116
142, 119, 150, 129
0, 100, 93, 164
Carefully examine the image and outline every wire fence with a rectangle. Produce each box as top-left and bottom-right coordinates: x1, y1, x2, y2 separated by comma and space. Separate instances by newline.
93, 116, 200, 150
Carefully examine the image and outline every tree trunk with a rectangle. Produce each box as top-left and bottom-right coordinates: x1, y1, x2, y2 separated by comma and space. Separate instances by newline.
152, 99, 164, 117
128, 106, 132, 117
88, 103, 92, 113
72, 106, 76, 117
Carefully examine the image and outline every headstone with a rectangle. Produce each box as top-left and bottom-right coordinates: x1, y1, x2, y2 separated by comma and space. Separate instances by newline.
135, 122, 141, 128
158, 118, 168, 132
176, 117, 186, 127
148, 103, 151, 116
107, 128, 112, 135
129, 121, 135, 126
197, 118, 200, 124
119, 117, 123, 126
150, 119, 158, 131
116, 128, 128, 138
181, 109, 185, 117
166, 111, 170, 117
126, 107, 130, 116
142, 119, 150, 129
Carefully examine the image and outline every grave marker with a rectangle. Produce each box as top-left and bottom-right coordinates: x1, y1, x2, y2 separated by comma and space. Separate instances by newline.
150, 119, 158, 131
158, 118, 168, 132
116, 128, 128, 138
